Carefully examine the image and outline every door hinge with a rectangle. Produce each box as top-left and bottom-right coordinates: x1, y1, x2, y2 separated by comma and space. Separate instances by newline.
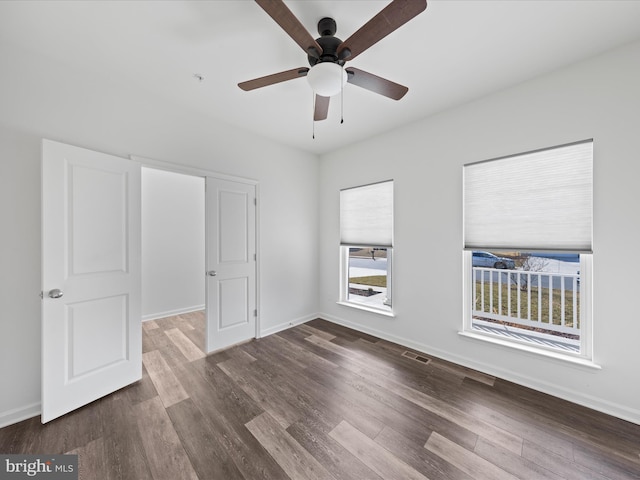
254, 309, 257, 317
254, 198, 257, 206
254, 253, 257, 261
39, 291, 44, 299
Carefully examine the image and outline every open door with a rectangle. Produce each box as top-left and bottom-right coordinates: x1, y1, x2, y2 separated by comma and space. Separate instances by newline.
205, 177, 257, 353
41, 140, 141, 423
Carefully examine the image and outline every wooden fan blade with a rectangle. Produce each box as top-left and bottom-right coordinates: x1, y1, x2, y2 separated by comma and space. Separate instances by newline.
346, 68, 408, 100
337, 0, 427, 61
238, 67, 309, 91
314, 95, 330, 121
255, 0, 323, 58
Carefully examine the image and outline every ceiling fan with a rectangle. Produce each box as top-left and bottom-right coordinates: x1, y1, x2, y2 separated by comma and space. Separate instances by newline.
238, 0, 427, 121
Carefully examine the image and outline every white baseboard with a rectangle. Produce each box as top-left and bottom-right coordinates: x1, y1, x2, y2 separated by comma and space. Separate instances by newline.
142, 305, 205, 322
318, 312, 640, 426
259, 313, 318, 338
0, 402, 40, 429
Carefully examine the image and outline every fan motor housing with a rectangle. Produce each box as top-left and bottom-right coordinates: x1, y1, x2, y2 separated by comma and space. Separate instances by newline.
308, 17, 345, 67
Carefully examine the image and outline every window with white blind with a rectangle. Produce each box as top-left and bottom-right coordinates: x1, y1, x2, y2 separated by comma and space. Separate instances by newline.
339, 181, 394, 314
462, 141, 593, 360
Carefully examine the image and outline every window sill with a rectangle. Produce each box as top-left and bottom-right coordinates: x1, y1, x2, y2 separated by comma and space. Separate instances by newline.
337, 301, 395, 318
458, 330, 601, 370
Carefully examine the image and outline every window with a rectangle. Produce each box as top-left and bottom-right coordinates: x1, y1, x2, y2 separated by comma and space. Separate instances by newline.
463, 141, 593, 359
339, 181, 393, 314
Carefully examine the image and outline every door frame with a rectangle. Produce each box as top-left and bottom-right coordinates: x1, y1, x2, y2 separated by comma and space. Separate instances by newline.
132, 155, 261, 350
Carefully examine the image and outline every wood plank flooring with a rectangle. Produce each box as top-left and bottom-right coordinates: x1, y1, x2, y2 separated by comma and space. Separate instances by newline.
1, 312, 639, 479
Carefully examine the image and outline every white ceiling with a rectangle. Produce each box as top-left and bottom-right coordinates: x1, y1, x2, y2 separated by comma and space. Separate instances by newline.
1, 1, 640, 155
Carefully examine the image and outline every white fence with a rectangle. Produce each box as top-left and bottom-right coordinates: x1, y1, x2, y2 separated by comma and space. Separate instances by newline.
472, 267, 580, 336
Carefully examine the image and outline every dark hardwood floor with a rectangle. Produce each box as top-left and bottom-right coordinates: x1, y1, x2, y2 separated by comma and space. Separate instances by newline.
1, 312, 639, 479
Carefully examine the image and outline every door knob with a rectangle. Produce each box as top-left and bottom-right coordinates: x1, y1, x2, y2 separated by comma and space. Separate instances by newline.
48, 289, 64, 299
207, 271, 217, 276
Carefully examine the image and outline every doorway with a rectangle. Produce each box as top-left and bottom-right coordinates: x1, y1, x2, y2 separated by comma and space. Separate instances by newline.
140, 166, 259, 354
141, 167, 206, 351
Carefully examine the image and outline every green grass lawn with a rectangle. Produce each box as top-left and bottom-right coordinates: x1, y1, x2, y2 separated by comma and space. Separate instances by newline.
349, 275, 387, 288
475, 281, 579, 327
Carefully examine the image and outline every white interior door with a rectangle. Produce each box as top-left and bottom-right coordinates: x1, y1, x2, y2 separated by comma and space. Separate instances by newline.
205, 177, 257, 353
41, 140, 141, 423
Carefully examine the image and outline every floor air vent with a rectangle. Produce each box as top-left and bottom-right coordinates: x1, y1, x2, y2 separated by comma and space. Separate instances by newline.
402, 351, 431, 364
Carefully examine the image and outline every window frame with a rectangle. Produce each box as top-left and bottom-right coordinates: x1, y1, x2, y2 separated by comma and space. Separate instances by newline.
339, 245, 394, 316
462, 251, 594, 364
462, 140, 595, 365
339, 180, 395, 316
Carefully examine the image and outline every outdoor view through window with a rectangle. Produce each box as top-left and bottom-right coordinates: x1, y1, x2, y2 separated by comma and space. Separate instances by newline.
472, 251, 581, 353
347, 247, 390, 310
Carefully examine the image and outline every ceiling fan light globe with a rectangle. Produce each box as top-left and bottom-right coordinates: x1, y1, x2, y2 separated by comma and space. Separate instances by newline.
307, 62, 347, 97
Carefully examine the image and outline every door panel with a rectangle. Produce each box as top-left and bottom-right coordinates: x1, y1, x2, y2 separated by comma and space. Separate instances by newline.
218, 277, 248, 329
67, 295, 128, 379
219, 190, 249, 263
42, 140, 141, 423
206, 178, 256, 353
69, 164, 129, 274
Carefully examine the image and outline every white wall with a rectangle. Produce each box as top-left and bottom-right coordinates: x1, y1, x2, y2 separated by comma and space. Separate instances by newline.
319, 39, 640, 424
0, 127, 42, 424
141, 167, 205, 321
0, 42, 319, 427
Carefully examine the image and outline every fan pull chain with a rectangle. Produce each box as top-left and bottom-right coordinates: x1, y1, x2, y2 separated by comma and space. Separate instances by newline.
312, 91, 315, 139
340, 66, 344, 124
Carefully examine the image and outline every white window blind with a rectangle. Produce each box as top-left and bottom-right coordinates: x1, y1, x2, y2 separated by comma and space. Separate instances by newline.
464, 140, 593, 252
340, 180, 393, 247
